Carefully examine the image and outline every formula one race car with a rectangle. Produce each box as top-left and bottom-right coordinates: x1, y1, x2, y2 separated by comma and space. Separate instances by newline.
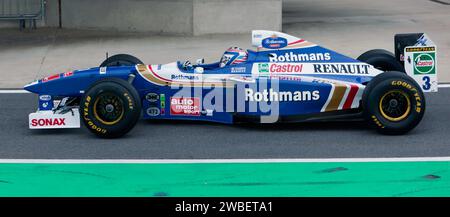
24, 30, 438, 138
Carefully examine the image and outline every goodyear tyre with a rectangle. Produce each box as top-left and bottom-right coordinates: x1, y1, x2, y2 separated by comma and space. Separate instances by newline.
357, 49, 404, 72
80, 78, 141, 138
100, 54, 143, 67
362, 71, 425, 135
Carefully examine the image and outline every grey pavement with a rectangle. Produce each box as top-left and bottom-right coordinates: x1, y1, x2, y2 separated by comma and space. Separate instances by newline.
0, 0, 449, 160
0, 88, 449, 159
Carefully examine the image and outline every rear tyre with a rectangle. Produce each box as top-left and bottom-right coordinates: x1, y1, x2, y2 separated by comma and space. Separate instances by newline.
357, 49, 404, 72
362, 71, 425, 135
80, 78, 141, 138
100, 54, 143, 67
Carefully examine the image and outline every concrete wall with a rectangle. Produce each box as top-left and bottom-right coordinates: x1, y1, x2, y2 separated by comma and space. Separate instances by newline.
55, 0, 194, 34
0, 0, 281, 35
193, 0, 282, 35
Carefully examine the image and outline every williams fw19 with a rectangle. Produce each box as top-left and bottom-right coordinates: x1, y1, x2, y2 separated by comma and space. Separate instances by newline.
24, 30, 438, 138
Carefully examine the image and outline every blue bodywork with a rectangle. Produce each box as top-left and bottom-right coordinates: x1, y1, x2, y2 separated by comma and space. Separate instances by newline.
24, 35, 381, 124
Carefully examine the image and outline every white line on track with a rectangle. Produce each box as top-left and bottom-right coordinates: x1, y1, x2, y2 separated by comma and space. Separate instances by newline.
1, 86, 449, 164
1, 84, 450, 94
0, 89, 29, 93
0, 157, 449, 164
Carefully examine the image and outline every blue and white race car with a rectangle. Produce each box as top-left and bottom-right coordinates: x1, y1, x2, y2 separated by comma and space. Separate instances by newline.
24, 30, 438, 138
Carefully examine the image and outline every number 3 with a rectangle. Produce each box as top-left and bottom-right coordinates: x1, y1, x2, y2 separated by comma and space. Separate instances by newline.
422, 76, 431, 90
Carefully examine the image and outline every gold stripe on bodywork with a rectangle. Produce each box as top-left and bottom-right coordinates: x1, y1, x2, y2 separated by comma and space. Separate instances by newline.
135, 64, 233, 88
325, 84, 347, 111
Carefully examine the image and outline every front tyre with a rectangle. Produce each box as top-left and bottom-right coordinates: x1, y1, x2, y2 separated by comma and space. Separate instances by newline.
363, 71, 425, 135
80, 78, 141, 138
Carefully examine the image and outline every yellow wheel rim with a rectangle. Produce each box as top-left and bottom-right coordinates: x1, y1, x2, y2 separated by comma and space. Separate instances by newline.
379, 90, 411, 122
93, 92, 125, 125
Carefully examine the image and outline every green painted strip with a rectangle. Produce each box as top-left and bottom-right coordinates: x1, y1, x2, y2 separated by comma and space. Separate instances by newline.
0, 161, 449, 197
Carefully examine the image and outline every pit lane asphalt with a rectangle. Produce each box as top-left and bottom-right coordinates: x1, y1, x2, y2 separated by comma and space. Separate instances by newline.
0, 88, 449, 159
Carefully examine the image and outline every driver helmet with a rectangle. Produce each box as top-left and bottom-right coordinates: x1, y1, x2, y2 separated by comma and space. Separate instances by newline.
219, 47, 248, 67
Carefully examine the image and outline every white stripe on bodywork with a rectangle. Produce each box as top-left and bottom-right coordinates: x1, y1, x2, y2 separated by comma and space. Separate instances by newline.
351, 87, 364, 109
337, 84, 351, 110
320, 83, 335, 112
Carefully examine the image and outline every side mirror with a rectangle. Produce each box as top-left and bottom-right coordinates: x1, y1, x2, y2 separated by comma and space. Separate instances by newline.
196, 58, 205, 65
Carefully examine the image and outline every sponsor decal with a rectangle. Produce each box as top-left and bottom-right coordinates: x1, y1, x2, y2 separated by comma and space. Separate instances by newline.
145, 93, 159, 102
42, 74, 60, 82
157, 64, 162, 70
63, 71, 74, 77
259, 63, 303, 74
170, 97, 200, 116
39, 95, 53, 110
270, 75, 301, 81
99, 67, 107, 74
171, 74, 199, 80
406, 47, 435, 52
245, 88, 320, 102
160, 94, 166, 108
229, 76, 255, 83
160, 94, 165, 115
269, 52, 331, 62
313, 63, 371, 74
253, 34, 262, 39
269, 63, 303, 73
123, 92, 134, 110
39, 95, 52, 101
146, 107, 161, 116
31, 118, 66, 127
262, 35, 288, 49
231, 67, 246, 73
413, 53, 435, 75
258, 63, 269, 74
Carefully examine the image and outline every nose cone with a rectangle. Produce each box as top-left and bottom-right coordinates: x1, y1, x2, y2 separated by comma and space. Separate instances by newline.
23, 80, 40, 93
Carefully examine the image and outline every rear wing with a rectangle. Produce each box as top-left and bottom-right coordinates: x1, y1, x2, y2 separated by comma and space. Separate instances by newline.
395, 33, 437, 92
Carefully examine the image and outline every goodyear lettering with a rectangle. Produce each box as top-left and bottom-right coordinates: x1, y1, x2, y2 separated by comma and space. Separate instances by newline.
123, 93, 134, 109
391, 80, 423, 114
371, 115, 385, 128
83, 95, 107, 134
391, 81, 413, 90
405, 47, 435, 52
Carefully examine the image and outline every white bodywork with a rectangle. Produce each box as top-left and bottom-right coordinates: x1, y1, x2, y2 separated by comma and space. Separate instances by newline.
403, 33, 438, 92
29, 109, 80, 129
